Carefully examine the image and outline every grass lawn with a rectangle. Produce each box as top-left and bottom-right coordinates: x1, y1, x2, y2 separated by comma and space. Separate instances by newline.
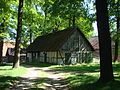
50, 63, 120, 90
23, 62, 53, 67
1, 62, 120, 90
27, 62, 120, 90
0, 63, 27, 89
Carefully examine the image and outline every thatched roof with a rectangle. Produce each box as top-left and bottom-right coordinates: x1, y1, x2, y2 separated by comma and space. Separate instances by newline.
26, 27, 94, 52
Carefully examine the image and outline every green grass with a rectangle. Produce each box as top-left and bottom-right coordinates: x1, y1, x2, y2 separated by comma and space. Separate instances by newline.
50, 63, 120, 90
0, 76, 19, 89
1, 62, 120, 90
24, 62, 120, 90
71, 81, 120, 90
23, 62, 53, 67
0, 64, 27, 89
50, 63, 99, 73
0, 65, 27, 77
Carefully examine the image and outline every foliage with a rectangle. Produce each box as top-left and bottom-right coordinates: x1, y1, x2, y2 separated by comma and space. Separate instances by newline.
0, 0, 18, 40
109, 0, 120, 39
0, 0, 94, 47
108, 0, 120, 62
49, 0, 94, 37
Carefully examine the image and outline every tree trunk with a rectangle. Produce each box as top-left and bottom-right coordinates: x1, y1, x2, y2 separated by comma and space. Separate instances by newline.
13, 0, 24, 68
96, 0, 114, 82
44, 52, 47, 63
0, 19, 5, 64
69, 14, 71, 27
114, 0, 120, 62
30, 28, 33, 44
0, 41, 3, 64
72, 15, 75, 27
114, 40, 118, 62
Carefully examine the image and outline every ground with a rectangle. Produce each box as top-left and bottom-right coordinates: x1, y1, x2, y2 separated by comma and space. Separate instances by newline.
8, 66, 70, 90
1, 63, 120, 90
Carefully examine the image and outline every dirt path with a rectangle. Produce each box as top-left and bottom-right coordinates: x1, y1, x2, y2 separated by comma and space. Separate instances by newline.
8, 66, 70, 90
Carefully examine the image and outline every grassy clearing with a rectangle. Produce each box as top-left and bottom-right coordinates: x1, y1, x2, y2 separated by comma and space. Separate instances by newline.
23, 62, 120, 90
23, 62, 53, 67
1, 62, 119, 90
50, 63, 120, 90
50, 63, 99, 86
50, 63, 99, 73
0, 64, 27, 89
0, 65, 27, 77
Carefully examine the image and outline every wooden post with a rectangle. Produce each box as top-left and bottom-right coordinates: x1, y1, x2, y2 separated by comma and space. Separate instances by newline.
32, 52, 34, 62
56, 51, 58, 64
0, 41, 3, 64
72, 15, 75, 27
44, 52, 47, 63
38, 52, 40, 62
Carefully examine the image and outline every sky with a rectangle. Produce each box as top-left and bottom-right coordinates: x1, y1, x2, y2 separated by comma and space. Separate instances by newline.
92, 21, 98, 36
85, 0, 98, 36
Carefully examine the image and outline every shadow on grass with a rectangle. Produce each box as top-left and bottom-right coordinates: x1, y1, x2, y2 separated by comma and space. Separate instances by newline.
1, 75, 120, 90
0, 63, 12, 66
0, 75, 20, 89
67, 74, 98, 84
30, 74, 120, 90
30, 77, 69, 90
113, 63, 120, 72
0, 76, 69, 89
65, 72, 120, 90
0, 75, 47, 90
65, 74, 98, 90
22, 62, 54, 68
71, 80, 120, 90
0, 68, 12, 70
66, 63, 120, 90
51, 64, 100, 73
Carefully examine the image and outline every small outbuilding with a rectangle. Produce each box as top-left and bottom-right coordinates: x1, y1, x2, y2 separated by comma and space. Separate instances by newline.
0, 40, 15, 63
89, 36, 120, 61
26, 27, 94, 64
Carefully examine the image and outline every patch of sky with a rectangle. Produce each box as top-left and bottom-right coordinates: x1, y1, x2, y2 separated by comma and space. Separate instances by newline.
84, 0, 98, 36
36, 6, 45, 16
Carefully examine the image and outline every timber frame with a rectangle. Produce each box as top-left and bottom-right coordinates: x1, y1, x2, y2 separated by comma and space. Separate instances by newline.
26, 27, 94, 64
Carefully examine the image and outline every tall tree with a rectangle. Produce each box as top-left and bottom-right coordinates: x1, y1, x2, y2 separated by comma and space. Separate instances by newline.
0, 0, 15, 63
113, 0, 120, 62
0, 1, 10, 39
49, 0, 94, 37
13, 0, 24, 68
0, 19, 5, 64
96, 0, 114, 82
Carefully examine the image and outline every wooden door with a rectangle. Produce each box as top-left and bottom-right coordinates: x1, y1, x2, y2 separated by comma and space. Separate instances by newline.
65, 53, 71, 65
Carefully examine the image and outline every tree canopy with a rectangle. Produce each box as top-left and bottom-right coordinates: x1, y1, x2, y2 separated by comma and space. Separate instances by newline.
0, 0, 94, 46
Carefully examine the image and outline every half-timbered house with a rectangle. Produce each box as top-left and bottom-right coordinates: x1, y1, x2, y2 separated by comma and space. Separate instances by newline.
26, 27, 94, 64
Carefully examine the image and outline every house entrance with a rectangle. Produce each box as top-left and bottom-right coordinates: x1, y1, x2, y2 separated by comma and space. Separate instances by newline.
65, 53, 71, 65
